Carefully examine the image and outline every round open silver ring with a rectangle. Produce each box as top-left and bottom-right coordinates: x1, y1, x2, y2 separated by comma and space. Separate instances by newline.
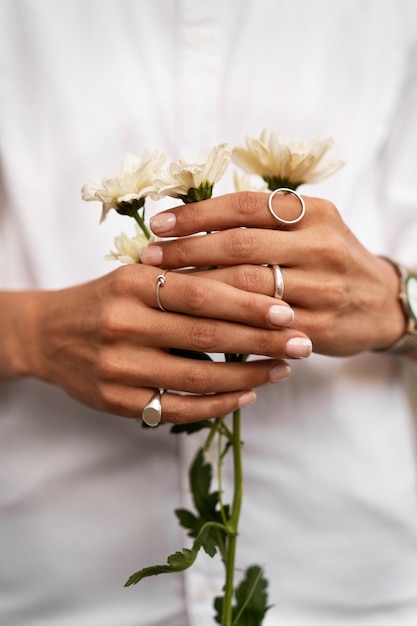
269, 264, 284, 299
268, 188, 306, 226
142, 388, 165, 427
155, 270, 169, 312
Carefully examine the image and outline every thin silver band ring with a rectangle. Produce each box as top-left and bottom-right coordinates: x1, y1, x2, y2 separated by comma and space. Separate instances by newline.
155, 270, 169, 312
268, 188, 306, 226
269, 264, 284, 299
142, 388, 165, 427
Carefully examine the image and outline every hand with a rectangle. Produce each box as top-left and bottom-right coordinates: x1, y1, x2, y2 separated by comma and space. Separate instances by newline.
5, 263, 312, 424
141, 191, 405, 356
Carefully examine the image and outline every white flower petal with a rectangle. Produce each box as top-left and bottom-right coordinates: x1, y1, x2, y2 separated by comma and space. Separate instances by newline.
232, 130, 344, 187
106, 227, 151, 264
154, 143, 231, 200
82, 149, 166, 221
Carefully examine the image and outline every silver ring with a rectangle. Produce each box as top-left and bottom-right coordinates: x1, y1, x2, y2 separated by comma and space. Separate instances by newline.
155, 270, 169, 312
142, 388, 164, 427
269, 264, 284, 299
268, 188, 306, 226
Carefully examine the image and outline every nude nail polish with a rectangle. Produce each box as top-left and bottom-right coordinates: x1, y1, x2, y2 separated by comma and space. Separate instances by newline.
150, 213, 176, 235
268, 304, 294, 326
269, 363, 291, 382
238, 390, 257, 408
285, 337, 313, 359
140, 245, 163, 265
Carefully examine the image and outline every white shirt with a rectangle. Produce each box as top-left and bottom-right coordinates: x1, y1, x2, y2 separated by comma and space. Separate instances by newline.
1, 1, 417, 625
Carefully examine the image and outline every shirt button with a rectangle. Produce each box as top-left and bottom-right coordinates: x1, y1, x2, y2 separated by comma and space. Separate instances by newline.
184, 26, 212, 49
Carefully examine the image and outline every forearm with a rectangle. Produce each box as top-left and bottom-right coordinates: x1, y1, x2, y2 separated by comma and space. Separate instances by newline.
0, 290, 44, 380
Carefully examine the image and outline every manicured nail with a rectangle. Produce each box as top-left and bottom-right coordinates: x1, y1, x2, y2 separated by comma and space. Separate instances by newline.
140, 245, 163, 265
238, 390, 257, 408
269, 363, 291, 382
268, 304, 294, 326
285, 337, 313, 359
150, 213, 176, 235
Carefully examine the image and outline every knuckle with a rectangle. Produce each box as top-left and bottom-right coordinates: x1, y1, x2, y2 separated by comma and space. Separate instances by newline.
225, 228, 257, 260
182, 202, 206, 232
188, 320, 218, 352
252, 329, 276, 356
96, 381, 119, 413
325, 237, 351, 275
311, 197, 338, 219
95, 349, 117, 382
169, 237, 194, 268
313, 312, 338, 346
109, 264, 137, 294
183, 278, 210, 313
97, 304, 122, 341
184, 366, 211, 394
168, 397, 193, 425
232, 191, 257, 218
236, 264, 263, 293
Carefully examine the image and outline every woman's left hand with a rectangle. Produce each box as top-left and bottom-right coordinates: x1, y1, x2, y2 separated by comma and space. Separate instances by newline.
141, 191, 405, 356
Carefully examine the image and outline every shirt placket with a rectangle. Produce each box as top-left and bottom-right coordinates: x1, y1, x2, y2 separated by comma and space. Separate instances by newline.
175, 0, 227, 155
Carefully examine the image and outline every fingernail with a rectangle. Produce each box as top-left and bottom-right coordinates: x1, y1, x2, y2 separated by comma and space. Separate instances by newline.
269, 363, 291, 382
238, 390, 257, 408
150, 213, 176, 235
140, 245, 163, 265
285, 337, 313, 359
268, 304, 294, 326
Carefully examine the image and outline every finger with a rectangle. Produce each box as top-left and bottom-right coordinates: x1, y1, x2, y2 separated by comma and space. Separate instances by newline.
137, 266, 294, 329
159, 390, 257, 425
141, 227, 300, 270
159, 389, 259, 424
149, 191, 311, 237
137, 311, 311, 358
194, 265, 307, 307
100, 349, 292, 393
102, 386, 260, 423
193, 264, 279, 299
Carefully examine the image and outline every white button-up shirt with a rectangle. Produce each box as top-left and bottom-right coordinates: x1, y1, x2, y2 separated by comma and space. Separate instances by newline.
1, 1, 417, 625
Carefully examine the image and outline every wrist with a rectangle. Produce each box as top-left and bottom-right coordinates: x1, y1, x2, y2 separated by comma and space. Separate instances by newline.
373, 257, 417, 356
0, 290, 48, 380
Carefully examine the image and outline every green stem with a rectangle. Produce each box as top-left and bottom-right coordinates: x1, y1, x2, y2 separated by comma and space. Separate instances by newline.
133, 211, 152, 239
204, 417, 223, 453
222, 408, 243, 626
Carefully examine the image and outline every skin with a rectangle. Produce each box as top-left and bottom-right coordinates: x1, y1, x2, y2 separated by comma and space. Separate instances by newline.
0, 261, 312, 424
142, 190, 413, 358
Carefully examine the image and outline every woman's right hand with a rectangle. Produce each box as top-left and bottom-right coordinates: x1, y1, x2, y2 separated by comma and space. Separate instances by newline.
0, 264, 312, 424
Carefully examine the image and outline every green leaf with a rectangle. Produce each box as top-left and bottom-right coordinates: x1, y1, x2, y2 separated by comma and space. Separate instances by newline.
194, 524, 219, 558
214, 565, 270, 626
234, 565, 270, 625
174, 449, 230, 558
125, 521, 229, 587
190, 448, 213, 516
170, 420, 213, 435
124, 547, 198, 587
175, 508, 199, 532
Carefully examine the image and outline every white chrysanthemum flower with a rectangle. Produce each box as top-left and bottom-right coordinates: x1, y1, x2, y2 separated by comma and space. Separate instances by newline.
153, 143, 231, 203
232, 129, 344, 190
106, 227, 156, 264
233, 170, 268, 193
82, 149, 166, 222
